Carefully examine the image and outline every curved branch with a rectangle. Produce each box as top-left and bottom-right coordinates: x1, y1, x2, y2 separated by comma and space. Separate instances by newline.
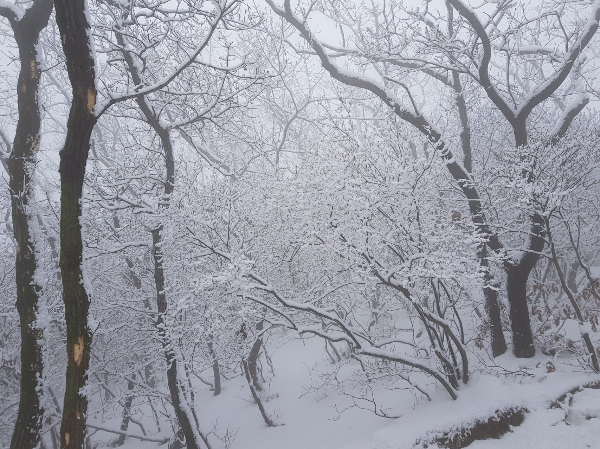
0, 0, 22, 22
194, 235, 458, 399
448, 0, 600, 126
97, 0, 239, 117
446, 0, 515, 122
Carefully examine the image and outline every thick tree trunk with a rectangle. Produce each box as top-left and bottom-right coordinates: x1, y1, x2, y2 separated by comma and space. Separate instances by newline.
2, 2, 54, 449
59, 180, 94, 449
53, 1, 98, 448
506, 266, 535, 358
503, 119, 541, 358
483, 284, 506, 357
504, 211, 545, 358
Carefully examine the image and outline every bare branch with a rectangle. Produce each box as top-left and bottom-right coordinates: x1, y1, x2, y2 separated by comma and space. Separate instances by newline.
86, 424, 169, 444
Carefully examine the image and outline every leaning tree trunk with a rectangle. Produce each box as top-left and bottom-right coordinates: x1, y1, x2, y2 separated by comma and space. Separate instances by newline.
1, 2, 55, 449
545, 219, 599, 372
53, 1, 98, 448
247, 330, 264, 392
444, 7, 505, 354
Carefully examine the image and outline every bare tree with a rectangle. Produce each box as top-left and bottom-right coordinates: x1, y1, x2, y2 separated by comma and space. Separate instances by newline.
267, 0, 600, 357
0, 1, 54, 448
53, 0, 248, 446
52, 0, 99, 447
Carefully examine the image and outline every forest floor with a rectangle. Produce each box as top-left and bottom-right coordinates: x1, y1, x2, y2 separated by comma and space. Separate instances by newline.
105, 338, 600, 449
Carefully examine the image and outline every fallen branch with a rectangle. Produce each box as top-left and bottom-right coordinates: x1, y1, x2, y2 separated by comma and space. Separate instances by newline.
86, 423, 170, 444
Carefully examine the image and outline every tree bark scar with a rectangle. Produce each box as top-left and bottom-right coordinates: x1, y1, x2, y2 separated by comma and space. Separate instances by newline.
86, 89, 96, 114
65, 433, 70, 447
31, 134, 40, 154
73, 336, 84, 366
26, 134, 40, 154
29, 60, 38, 79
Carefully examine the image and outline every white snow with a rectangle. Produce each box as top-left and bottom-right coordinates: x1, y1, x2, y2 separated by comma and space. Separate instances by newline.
87, 337, 600, 449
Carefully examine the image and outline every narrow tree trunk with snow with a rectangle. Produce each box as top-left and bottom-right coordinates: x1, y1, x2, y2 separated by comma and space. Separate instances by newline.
152, 228, 209, 449
480, 245, 507, 357
207, 339, 221, 396
116, 376, 135, 446
243, 360, 276, 428
117, 25, 210, 445
545, 218, 599, 372
1, 2, 54, 448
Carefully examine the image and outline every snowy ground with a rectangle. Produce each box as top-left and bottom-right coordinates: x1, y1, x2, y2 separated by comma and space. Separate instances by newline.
102, 337, 600, 449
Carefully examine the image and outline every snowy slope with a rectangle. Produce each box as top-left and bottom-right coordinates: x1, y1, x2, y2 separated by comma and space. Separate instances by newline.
95, 336, 600, 449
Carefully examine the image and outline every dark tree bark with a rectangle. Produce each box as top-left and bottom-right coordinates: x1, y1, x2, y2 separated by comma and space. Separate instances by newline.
53, 1, 98, 448
115, 22, 209, 447
445, 3, 472, 174
504, 212, 544, 358
505, 267, 535, 357
116, 376, 135, 446
242, 360, 276, 427
207, 339, 221, 396
271, 0, 600, 360
567, 261, 579, 294
497, 116, 540, 357
479, 245, 507, 357
247, 337, 263, 392
0, 2, 54, 449
152, 230, 210, 449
